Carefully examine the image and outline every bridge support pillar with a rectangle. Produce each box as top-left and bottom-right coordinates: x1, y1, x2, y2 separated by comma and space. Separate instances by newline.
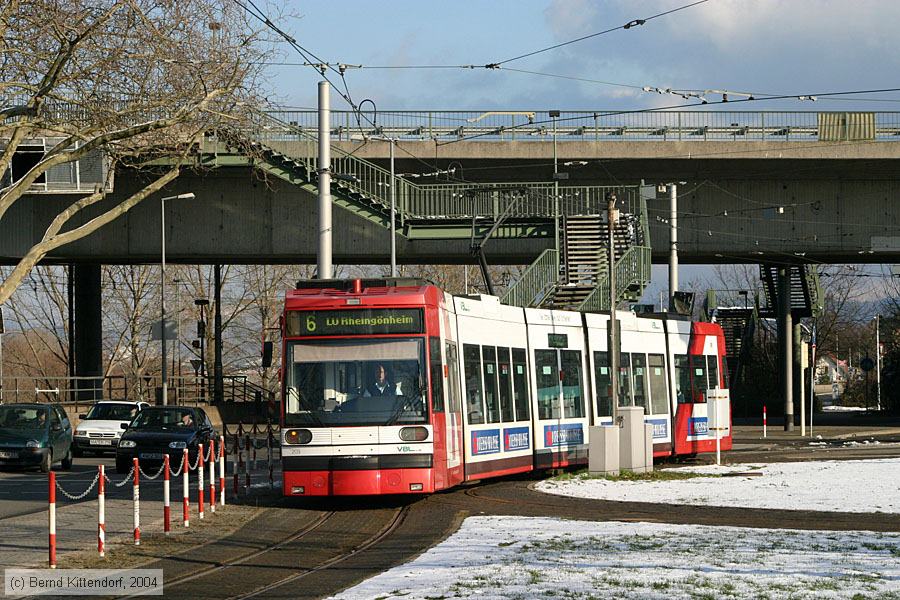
777, 267, 794, 431
73, 264, 103, 401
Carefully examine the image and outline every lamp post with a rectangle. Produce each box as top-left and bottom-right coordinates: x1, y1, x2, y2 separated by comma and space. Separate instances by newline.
194, 298, 209, 402
549, 110, 560, 275
160, 193, 194, 406
875, 314, 881, 411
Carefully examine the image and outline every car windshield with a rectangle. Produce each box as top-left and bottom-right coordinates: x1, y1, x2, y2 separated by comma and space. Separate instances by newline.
130, 408, 195, 430
85, 403, 139, 421
284, 337, 427, 427
0, 406, 48, 430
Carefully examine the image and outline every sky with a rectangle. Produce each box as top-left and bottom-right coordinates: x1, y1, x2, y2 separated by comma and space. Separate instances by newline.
263, 0, 900, 112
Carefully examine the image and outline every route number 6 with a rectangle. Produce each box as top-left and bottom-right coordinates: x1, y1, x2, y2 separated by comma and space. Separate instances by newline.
305, 314, 316, 332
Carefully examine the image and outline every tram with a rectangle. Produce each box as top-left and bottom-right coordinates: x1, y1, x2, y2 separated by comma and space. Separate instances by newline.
279, 278, 731, 497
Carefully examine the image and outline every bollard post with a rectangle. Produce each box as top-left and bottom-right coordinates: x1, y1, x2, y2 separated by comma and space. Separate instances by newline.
182, 448, 189, 527
763, 405, 768, 438
133, 458, 140, 546
98, 465, 106, 557
234, 435, 242, 497
49, 471, 56, 569
268, 428, 274, 489
163, 454, 171, 534
198, 443, 205, 520
208, 440, 216, 513
245, 434, 251, 492
252, 434, 258, 473
219, 434, 226, 507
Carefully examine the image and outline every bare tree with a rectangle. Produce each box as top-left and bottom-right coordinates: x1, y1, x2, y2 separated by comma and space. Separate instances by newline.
0, 0, 274, 303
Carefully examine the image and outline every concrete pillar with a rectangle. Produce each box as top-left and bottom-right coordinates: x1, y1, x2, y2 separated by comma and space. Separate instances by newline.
793, 322, 803, 432
74, 264, 103, 401
778, 267, 794, 431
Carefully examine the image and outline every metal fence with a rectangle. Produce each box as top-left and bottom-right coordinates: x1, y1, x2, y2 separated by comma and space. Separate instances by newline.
266, 109, 900, 142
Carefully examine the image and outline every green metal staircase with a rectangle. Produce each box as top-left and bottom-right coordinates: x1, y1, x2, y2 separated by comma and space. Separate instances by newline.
758, 264, 823, 318
502, 186, 653, 311
704, 290, 761, 387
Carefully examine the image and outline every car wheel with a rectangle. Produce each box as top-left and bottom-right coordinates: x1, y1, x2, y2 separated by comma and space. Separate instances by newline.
39, 451, 52, 473
61, 448, 73, 471
116, 458, 130, 474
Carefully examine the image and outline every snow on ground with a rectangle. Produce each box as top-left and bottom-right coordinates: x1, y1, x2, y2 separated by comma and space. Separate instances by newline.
331, 516, 900, 599
537, 458, 900, 513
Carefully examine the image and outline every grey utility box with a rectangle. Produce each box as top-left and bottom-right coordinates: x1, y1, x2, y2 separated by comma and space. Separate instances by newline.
619, 406, 654, 473
588, 425, 620, 476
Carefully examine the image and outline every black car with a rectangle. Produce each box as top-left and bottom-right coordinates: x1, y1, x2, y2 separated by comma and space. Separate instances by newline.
115, 406, 217, 474
0, 403, 73, 472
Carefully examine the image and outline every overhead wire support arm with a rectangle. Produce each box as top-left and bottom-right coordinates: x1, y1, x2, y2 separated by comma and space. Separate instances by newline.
468, 187, 526, 296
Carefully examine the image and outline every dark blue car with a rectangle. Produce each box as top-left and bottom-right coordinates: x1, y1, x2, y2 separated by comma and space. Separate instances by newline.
115, 406, 217, 474
0, 403, 73, 472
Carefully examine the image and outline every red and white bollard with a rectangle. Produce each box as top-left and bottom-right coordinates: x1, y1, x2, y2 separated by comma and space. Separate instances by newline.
133, 457, 140, 546
198, 443, 205, 520
268, 431, 274, 489
98, 464, 106, 556
219, 434, 226, 507
182, 448, 190, 528
163, 454, 171, 534
208, 440, 216, 514
763, 405, 768, 438
49, 471, 57, 569
245, 434, 251, 491
233, 434, 242, 497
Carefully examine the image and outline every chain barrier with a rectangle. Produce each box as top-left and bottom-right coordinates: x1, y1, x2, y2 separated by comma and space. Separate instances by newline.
139, 460, 168, 480
188, 451, 201, 471
169, 452, 186, 477
105, 466, 136, 488
55, 472, 100, 501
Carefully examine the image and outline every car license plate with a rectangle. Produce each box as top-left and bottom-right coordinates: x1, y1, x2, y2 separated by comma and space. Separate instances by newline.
0, 451, 16, 458
140, 452, 164, 460
90, 439, 113, 446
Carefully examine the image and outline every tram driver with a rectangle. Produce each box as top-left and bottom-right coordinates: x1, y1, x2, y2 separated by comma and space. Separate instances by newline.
364, 363, 401, 397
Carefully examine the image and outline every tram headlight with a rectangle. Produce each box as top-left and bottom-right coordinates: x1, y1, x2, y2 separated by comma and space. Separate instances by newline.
284, 429, 312, 445
399, 427, 428, 442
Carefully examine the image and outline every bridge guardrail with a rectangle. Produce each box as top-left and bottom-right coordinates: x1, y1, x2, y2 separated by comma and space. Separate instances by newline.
266, 109, 900, 142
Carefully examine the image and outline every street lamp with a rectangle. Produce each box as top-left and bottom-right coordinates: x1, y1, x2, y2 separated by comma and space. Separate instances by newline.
160, 192, 195, 406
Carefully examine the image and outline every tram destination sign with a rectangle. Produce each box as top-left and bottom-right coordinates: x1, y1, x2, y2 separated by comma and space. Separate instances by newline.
291, 308, 424, 337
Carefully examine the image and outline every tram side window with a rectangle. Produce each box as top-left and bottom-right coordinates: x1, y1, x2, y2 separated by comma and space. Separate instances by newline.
707, 355, 720, 390
535, 350, 559, 420
619, 353, 633, 406
593, 351, 612, 418
690, 355, 707, 403
482, 346, 501, 424
445, 342, 461, 413
511, 348, 530, 421
463, 344, 485, 424
561, 350, 585, 418
674, 354, 691, 404
648, 354, 669, 415
631, 353, 648, 412
497, 347, 514, 422
429, 337, 444, 413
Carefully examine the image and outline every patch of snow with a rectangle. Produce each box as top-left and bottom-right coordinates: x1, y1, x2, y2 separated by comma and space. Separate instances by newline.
331, 516, 900, 599
537, 459, 900, 513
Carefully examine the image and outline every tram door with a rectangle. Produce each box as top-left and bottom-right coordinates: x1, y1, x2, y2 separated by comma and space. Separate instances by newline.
532, 346, 588, 468
444, 341, 463, 470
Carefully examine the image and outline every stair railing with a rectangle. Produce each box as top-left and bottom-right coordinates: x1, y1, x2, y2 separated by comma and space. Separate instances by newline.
577, 245, 652, 312
501, 249, 559, 307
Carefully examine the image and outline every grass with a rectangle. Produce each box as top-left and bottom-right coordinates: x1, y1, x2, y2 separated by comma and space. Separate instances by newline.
551, 468, 719, 482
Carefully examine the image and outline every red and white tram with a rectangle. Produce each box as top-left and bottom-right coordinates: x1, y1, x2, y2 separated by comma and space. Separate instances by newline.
280, 278, 731, 497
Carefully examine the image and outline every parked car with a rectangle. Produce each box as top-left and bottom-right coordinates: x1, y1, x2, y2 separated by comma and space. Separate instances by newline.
73, 400, 150, 457
0, 403, 73, 472
116, 406, 217, 474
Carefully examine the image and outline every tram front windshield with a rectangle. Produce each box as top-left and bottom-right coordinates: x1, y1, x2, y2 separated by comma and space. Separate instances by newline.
284, 338, 427, 427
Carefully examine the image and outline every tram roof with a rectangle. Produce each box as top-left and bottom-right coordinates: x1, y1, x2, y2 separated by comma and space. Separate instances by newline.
286, 277, 444, 309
